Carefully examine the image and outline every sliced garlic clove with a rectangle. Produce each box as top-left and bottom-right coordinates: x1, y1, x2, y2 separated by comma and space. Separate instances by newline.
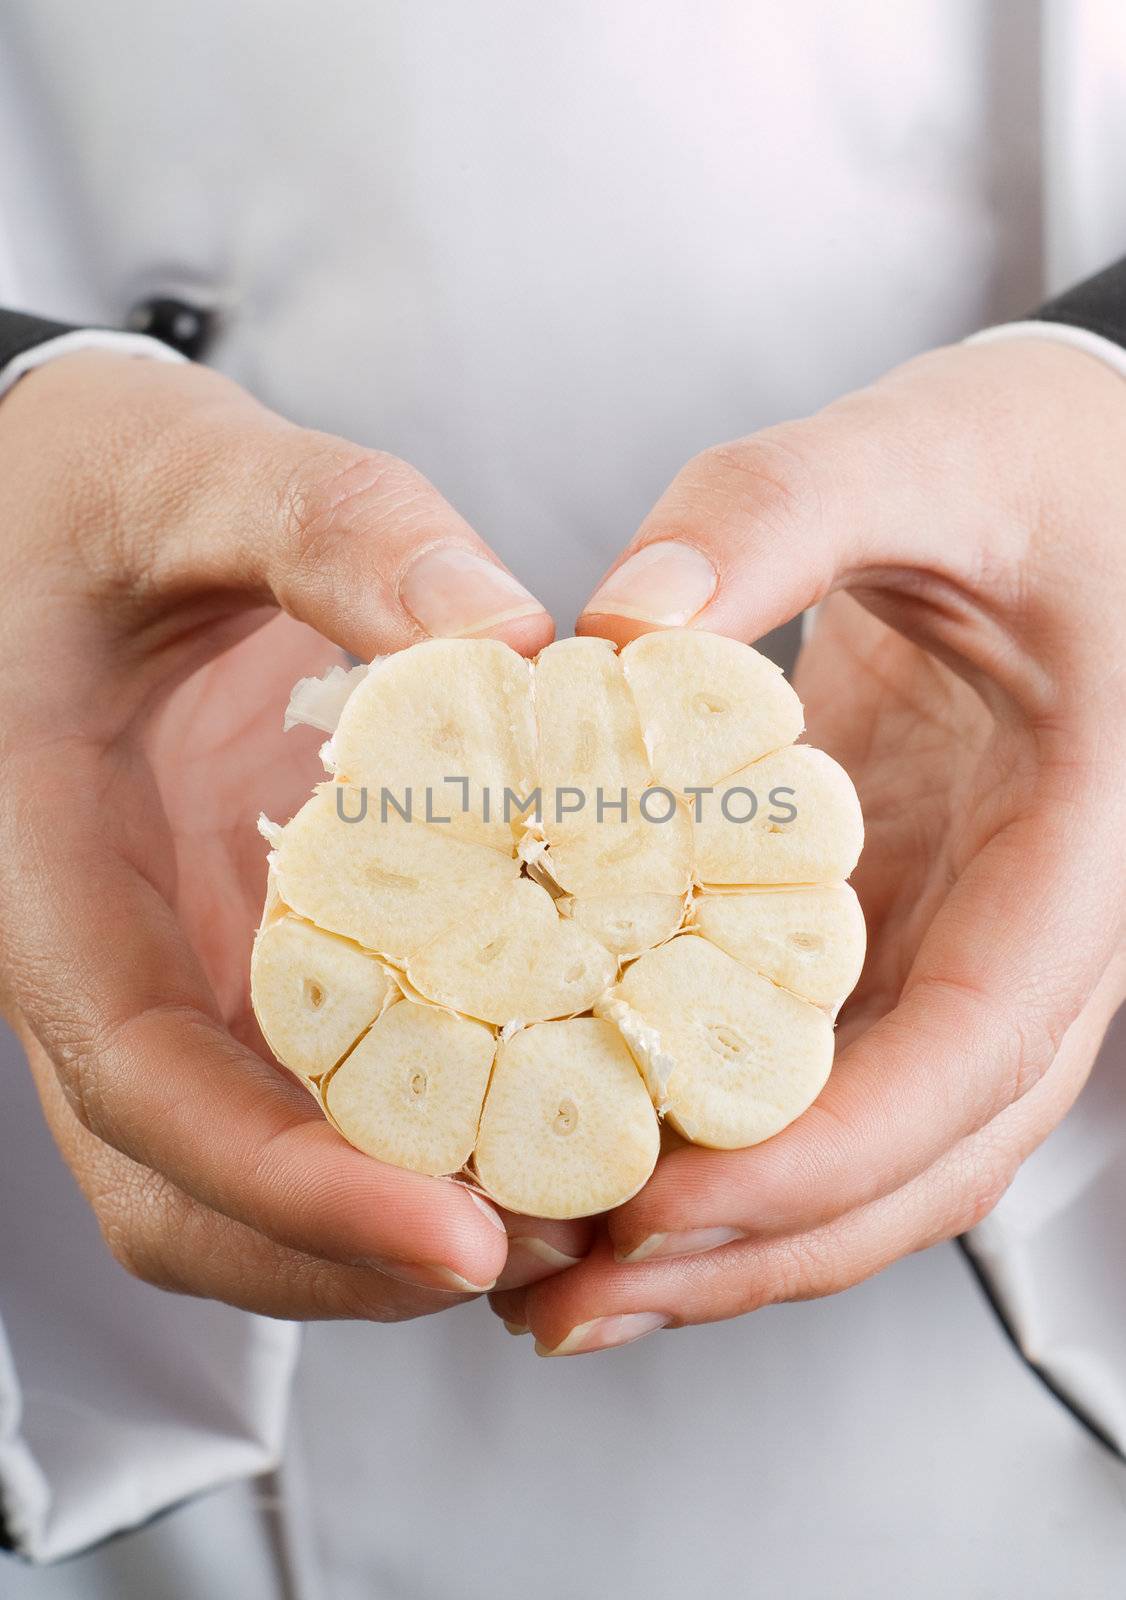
563, 892, 686, 958
474, 1018, 659, 1218
256, 631, 864, 1194
606, 935, 833, 1148
324, 999, 496, 1176
621, 630, 803, 791
274, 784, 519, 964
534, 636, 651, 799
331, 639, 537, 848
543, 795, 693, 897
694, 883, 866, 1010
250, 914, 395, 1083
406, 879, 616, 1026
694, 744, 864, 886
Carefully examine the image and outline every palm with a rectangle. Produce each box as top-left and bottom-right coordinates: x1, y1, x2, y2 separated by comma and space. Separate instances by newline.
139, 614, 344, 1044
794, 593, 1017, 1045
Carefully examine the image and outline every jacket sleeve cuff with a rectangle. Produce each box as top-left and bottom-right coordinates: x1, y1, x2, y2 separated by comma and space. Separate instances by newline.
966, 319, 1126, 382
0, 324, 187, 403
965, 255, 1126, 381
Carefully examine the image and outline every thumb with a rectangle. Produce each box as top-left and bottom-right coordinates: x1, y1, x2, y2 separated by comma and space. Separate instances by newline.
232, 424, 556, 659
53, 349, 558, 660
575, 420, 882, 647
4, 350, 555, 662
575, 341, 1049, 656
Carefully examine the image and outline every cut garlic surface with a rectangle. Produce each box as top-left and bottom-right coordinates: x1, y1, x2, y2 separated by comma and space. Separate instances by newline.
535, 636, 651, 799
563, 892, 686, 959
608, 936, 834, 1148
331, 639, 536, 849
474, 1019, 660, 1218
324, 1000, 496, 1175
543, 799, 692, 898
252, 632, 864, 1218
694, 884, 866, 1010
693, 744, 864, 885
621, 629, 803, 791
274, 784, 518, 963
251, 915, 395, 1083
406, 879, 616, 1026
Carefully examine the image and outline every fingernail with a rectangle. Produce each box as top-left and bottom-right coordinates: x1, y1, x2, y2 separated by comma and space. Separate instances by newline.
535, 1311, 669, 1357
366, 1259, 496, 1294
584, 541, 717, 626
503, 1319, 530, 1336
495, 1234, 584, 1290
462, 1188, 508, 1231
400, 546, 543, 637
616, 1226, 745, 1264
509, 1236, 583, 1270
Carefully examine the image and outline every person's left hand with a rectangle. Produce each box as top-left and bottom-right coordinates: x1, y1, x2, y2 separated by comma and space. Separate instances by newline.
0, 349, 584, 1323
489, 336, 1126, 1354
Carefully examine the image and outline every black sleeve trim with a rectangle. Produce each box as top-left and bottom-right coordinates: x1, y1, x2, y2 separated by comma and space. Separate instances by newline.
0, 300, 214, 371
1032, 256, 1126, 351
0, 309, 80, 374
957, 1238, 1123, 1463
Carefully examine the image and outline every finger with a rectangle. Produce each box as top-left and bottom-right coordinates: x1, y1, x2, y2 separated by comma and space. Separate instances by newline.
17, 352, 554, 661
500, 1004, 1104, 1353
606, 790, 1122, 1264
182, 409, 554, 659
21, 1024, 462, 1320
573, 340, 1104, 716
576, 430, 845, 646
490, 1208, 596, 1291
1, 748, 510, 1294
574, 375, 947, 646
501, 1174, 971, 1356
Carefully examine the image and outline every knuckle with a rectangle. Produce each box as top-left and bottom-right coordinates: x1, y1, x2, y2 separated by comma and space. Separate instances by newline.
303, 1259, 413, 1323
94, 1168, 187, 1292
101, 1222, 164, 1287
45, 1017, 114, 1141
961, 1166, 1017, 1232
737, 1232, 835, 1312
276, 442, 424, 587
1001, 1004, 1065, 1108
771, 1230, 845, 1303
913, 974, 1063, 1116
950, 1143, 1021, 1234
692, 432, 821, 528
61, 370, 250, 599
47, 1001, 201, 1151
66, 1042, 107, 1139
40, 1011, 117, 1142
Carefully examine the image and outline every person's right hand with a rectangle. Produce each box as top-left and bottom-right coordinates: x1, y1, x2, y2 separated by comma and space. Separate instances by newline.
0, 348, 584, 1320
490, 336, 1126, 1354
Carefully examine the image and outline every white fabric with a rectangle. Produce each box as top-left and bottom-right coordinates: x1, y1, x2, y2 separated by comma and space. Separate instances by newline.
1042, 0, 1126, 289
0, 329, 185, 402
968, 319, 1126, 381
291, 1243, 1126, 1600
966, 1008, 1126, 1456
0, 0, 1124, 1588
0, 1026, 300, 1564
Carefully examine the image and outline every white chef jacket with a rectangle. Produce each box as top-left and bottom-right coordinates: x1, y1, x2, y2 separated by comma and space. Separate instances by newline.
1, 2, 1126, 1594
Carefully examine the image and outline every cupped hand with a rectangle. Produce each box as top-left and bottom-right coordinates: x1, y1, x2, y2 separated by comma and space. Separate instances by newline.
0, 349, 585, 1319
491, 337, 1126, 1354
